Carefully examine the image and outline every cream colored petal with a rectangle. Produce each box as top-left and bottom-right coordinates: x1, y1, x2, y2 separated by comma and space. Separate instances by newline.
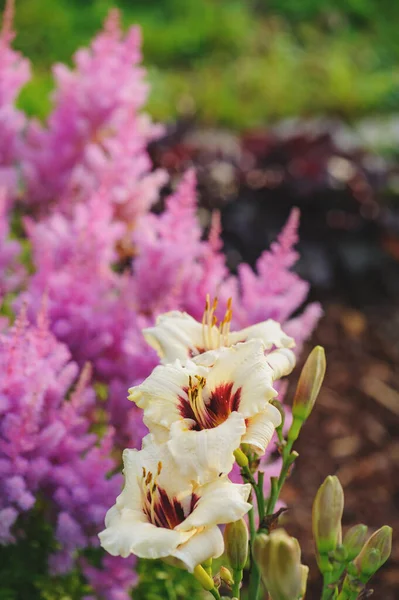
113, 448, 143, 511
128, 360, 207, 433
167, 412, 246, 483
143, 311, 205, 363
205, 340, 277, 418
177, 478, 251, 531
192, 348, 222, 368
133, 436, 194, 503
242, 404, 282, 455
229, 320, 295, 349
99, 506, 193, 559
266, 348, 296, 380
171, 526, 224, 572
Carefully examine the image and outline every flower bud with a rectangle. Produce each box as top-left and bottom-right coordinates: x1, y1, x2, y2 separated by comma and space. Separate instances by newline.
220, 566, 234, 587
343, 524, 368, 561
253, 529, 305, 600
224, 518, 249, 571
193, 564, 215, 591
353, 526, 392, 583
300, 565, 309, 599
233, 448, 249, 468
291, 346, 326, 423
312, 476, 344, 559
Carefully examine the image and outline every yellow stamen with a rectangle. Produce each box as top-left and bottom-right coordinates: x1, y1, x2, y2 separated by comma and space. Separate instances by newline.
187, 375, 208, 429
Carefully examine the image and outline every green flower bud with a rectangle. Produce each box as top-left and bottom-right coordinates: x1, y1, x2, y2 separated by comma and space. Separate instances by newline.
343, 524, 368, 561
291, 346, 326, 424
220, 566, 234, 587
233, 448, 249, 468
224, 518, 249, 571
300, 565, 309, 599
193, 565, 215, 591
354, 526, 392, 583
253, 529, 305, 600
312, 476, 344, 561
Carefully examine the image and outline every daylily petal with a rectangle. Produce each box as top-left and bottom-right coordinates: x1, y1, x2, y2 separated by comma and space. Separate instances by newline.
242, 404, 282, 454
265, 348, 296, 380
113, 449, 142, 512
128, 361, 207, 434
143, 311, 206, 363
128, 436, 194, 505
229, 320, 295, 349
206, 340, 277, 417
171, 526, 224, 572
167, 412, 246, 482
177, 478, 251, 531
99, 506, 193, 559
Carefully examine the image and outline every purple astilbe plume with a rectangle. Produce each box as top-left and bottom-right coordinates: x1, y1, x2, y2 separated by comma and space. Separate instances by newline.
233, 207, 322, 348
82, 555, 137, 600
0, 307, 134, 596
23, 9, 166, 221
22, 189, 125, 367
0, 190, 24, 298
0, 0, 30, 205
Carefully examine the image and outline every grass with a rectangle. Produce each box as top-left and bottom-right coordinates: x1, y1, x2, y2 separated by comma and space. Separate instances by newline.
1, 0, 398, 127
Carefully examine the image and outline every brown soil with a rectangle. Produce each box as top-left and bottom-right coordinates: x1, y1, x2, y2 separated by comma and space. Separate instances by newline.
281, 303, 399, 600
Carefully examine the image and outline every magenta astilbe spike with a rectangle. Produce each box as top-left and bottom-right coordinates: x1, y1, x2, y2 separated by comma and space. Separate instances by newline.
22, 9, 166, 222
82, 554, 137, 600
0, 0, 30, 204
0, 190, 24, 296
0, 309, 122, 583
236, 208, 310, 328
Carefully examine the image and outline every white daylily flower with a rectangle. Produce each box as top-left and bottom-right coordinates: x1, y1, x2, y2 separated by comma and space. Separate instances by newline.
99, 437, 251, 572
143, 296, 294, 365
129, 339, 295, 481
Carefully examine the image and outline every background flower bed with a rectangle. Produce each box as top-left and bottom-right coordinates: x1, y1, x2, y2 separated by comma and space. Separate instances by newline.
1, 1, 398, 599
2, 0, 399, 127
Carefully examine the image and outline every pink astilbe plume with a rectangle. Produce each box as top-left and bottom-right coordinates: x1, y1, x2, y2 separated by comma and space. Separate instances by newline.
0, 0, 30, 204
131, 169, 235, 317
0, 190, 24, 297
22, 189, 126, 366
0, 307, 135, 595
82, 555, 137, 600
23, 9, 166, 221
234, 207, 322, 348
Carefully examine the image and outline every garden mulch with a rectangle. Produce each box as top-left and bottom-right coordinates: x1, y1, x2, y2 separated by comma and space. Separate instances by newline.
282, 303, 399, 600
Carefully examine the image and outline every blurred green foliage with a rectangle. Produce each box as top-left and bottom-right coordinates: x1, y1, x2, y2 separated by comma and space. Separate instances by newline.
0, 507, 91, 600
1, 0, 399, 127
0, 507, 205, 599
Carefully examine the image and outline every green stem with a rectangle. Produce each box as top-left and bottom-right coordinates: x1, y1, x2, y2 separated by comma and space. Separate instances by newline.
241, 464, 265, 523
257, 471, 265, 518
202, 558, 212, 577
266, 439, 298, 515
247, 495, 261, 600
208, 587, 221, 600
321, 571, 334, 600
336, 576, 362, 600
232, 568, 243, 598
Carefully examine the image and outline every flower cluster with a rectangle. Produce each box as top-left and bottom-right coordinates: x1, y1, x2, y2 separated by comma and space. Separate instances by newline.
100, 326, 393, 600
0, 3, 323, 598
22, 8, 167, 222
0, 308, 136, 594
99, 300, 296, 573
